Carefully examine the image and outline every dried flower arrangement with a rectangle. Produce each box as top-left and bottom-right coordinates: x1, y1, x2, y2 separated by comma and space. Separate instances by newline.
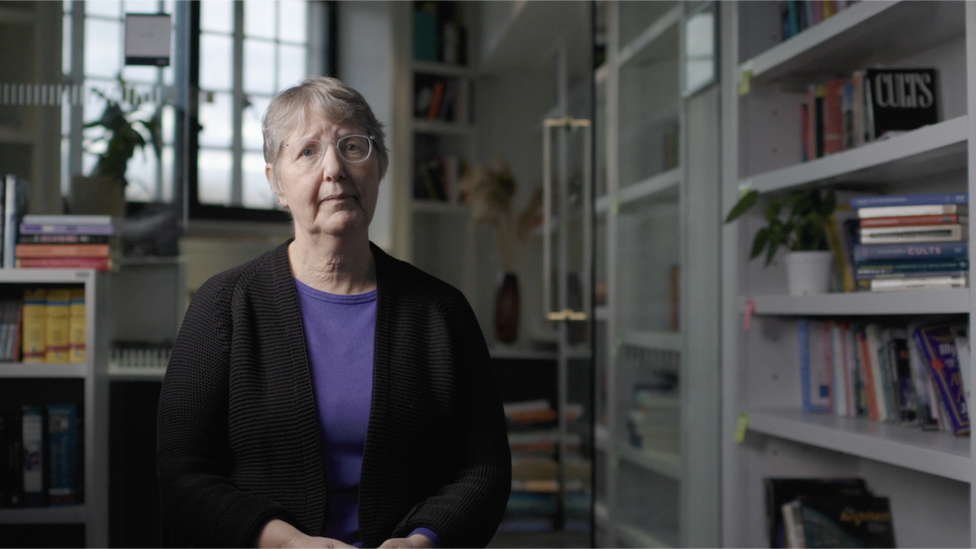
458, 156, 518, 272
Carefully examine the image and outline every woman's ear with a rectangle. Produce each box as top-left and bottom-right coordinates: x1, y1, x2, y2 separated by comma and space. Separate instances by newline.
266, 163, 288, 209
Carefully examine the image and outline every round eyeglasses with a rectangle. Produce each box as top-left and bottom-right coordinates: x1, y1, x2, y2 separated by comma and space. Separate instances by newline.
286, 135, 374, 167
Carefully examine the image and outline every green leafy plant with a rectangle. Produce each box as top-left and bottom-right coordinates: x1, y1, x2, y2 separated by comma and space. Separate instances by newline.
84, 76, 162, 188
724, 188, 837, 266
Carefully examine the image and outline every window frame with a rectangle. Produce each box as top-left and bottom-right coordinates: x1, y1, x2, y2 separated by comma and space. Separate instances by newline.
186, 0, 337, 223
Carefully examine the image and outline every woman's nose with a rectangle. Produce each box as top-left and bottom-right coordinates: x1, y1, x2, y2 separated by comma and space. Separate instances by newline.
321, 144, 346, 181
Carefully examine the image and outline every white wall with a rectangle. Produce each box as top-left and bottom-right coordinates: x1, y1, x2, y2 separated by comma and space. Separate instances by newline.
337, 0, 396, 253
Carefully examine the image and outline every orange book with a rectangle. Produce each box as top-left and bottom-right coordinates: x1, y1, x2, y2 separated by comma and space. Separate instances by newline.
15, 244, 111, 258
860, 214, 967, 227
854, 326, 880, 421
427, 80, 446, 120
822, 79, 845, 155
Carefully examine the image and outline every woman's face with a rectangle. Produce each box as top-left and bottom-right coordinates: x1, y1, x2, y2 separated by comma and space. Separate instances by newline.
267, 111, 380, 241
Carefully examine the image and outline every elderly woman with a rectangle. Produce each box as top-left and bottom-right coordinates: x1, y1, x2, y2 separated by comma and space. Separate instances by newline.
157, 77, 511, 549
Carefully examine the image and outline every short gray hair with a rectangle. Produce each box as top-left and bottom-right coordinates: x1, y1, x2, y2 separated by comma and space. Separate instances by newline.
263, 76, 389, 190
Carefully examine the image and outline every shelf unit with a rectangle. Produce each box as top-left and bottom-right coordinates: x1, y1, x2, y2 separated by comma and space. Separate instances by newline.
596, 1, 721, 547
721, 2, 976, 547
0, 269, 109, 548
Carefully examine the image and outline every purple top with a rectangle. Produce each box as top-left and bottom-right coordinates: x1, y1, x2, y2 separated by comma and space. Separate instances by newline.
294, 279, 439, 548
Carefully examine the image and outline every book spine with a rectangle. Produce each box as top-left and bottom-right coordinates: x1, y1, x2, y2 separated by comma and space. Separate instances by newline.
851, 193, 968, 209
860, 224, 965, 243
45, 404, 77, 506
15, 244, 111, 258
822, 79, 845, 155
18, 224, 116, 236
45, 289, 71, 363
69, 289, 85, 364
911, 324, 970, 435
15, 257, 112, 271
853, 242, 968, 263
798, 319, 813, 412
869, 275, 968, 291
860, 214, 967, 227
21, 289, 46, 363
17, 234, 112, 244
855, 260, 968, 276
865, 325, 889, 421
855, 325, 880, 421
858, 204, 967, 219
21, 405, 46, 507
3, 175, 17, 269
21, 215, 113, 226
824, 214, 855, 292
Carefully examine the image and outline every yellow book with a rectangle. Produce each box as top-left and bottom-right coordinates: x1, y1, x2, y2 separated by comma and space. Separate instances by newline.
45, 289, 71, 363
21, 289, 46, 363
68, 288, 85, 364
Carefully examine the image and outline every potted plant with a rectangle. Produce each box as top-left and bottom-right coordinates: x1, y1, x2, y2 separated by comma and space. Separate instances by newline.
725, 187, 837, 295
71, 76, 162, 216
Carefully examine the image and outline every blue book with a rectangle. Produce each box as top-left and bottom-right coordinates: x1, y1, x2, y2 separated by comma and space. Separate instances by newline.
850, 192, 968, 209
45, 403, 78, 506
911, 324, 969, 435
853, 242, 968, 263
798, 319, 831, 413
21, 405, 45, 507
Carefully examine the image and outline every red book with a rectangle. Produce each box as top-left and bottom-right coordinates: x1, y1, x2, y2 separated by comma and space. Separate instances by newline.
860, 214, 967, 227
822, 79, 845, 155
15, 257, 112, 271
427, 80, 446, 120
14, 244, 110, 258
854, 326, 880, 422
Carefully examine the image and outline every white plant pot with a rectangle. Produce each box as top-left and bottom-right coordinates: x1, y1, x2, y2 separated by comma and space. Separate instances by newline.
785, 250, 834, 296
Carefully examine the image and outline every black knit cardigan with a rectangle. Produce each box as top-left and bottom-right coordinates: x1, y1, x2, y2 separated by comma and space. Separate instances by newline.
156, 241, 512, 548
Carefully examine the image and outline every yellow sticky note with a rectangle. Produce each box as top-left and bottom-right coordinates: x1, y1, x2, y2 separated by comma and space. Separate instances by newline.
739, 62, 753, 96
734, 412, 749, 444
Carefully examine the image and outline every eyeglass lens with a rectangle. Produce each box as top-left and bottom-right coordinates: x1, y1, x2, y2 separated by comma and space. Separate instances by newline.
294, 135, 372, 166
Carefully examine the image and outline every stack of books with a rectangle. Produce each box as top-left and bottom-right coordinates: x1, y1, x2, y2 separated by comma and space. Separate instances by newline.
850, 193, 968, 292
14, 215, 117, 271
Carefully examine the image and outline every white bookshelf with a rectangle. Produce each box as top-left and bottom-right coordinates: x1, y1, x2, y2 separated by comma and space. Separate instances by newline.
746, 289, 971, 316
597, 2, 721, 547
615, 521, 674, 549
747, 409, 970, 482
721, 2, 976, 547
617, 443, 681, 481
0, 269, 109, 547
743, 116, 967, 194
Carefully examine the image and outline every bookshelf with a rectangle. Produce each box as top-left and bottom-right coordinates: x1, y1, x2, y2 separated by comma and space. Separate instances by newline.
0, 269, 109, 548
595, 1, 721, 547
721, 2, 975, 547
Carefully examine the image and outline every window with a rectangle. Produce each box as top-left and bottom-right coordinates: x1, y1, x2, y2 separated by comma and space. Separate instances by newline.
189, 0, 334, 222
62, 0, 179, 205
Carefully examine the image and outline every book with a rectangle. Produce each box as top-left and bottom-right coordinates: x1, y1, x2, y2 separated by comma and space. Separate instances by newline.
764, 477, 869, 548
0, 406, 23, 507
21, 404, 46, 507
853, 325, 880, 421
864, 325, 890, 421
854, 259, 968, 277
822, 79, 845, 155
45, 289, 71, 363
4, 175, 29, 269
950, 324, 971, 403
828, 322, 851, 417
859, 224, 966, 244
15, 244, 112, 258
794, 495, 896, 548
15, 257, 113, 271
853, 242, 967, 263
798, 319, 831, 413
860, 214, 967, 227
69, 288, 85, 364
18, 223, 116, 236
865, 68, 938, 140
45, 403, 78, 506
857, 204, 968, 219
906, 321, 942, 430
21, 214, 113, 226
17, 234, 113, 244
851, 192, 967, 209
869, 275, 967, 292
21, 289, 46, 363
781, 500, 805, 549
911, 324, 969, 435
885, 329, 918, 425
